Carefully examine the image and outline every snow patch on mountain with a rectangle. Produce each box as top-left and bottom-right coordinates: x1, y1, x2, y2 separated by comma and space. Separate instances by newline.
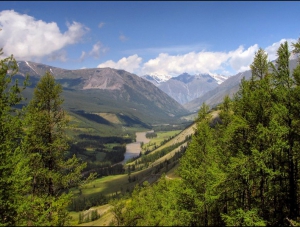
210, 74, 228, 84
142, 74, 172, 84
25, 61, 38, 74
142, 72, 228, 86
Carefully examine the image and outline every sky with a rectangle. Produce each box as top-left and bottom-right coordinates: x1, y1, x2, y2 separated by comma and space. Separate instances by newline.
0, 1, 300, 77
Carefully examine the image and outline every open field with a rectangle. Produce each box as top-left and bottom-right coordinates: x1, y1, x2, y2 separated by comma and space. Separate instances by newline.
127, 123, 196, 166
69, 204, 113, 226
142, 130, 182, 152
95, 113, 122, 124
72, 175, 132, 197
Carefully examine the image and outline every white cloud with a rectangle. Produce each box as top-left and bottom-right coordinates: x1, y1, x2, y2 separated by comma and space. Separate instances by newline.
89, 41, 109, 59
140, 44, 260, 76
89, 42, 101, 58
228, 44, 259, 72
96, 47, 258, 76
141, 51, 229, 76
96, 38, 298, 76
98, 22, 105, 28
0, 10, 89, 60
80, 41, 109, 62
265, 38, 297, 61
79, 51, 86, 62
97, 54, 142, 73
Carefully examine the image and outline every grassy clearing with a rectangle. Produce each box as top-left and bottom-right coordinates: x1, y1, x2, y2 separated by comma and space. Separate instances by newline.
142, 130, 181, 152
73, 153, 179, 199
69, 204, 113, 226
72, 173, 139, 198
78, 209, 114, 226
104, 143, 121, 149
95, 113, 121, 124
128, 123, 195, 167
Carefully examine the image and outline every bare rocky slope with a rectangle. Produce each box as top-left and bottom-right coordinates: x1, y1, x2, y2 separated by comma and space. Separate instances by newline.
16, 61, 190, 126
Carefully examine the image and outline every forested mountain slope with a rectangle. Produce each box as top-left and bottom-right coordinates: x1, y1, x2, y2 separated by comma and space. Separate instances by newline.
108, 41, 300, 226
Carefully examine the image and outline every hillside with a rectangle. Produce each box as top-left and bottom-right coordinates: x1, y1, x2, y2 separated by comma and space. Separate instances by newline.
184, 57, 299, 112
16, 61, 190, 127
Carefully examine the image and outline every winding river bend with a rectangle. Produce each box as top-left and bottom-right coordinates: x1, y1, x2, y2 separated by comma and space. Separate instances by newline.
122, 131, 153, 164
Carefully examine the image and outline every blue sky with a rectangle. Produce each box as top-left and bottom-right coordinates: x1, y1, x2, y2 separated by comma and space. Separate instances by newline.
0, 1, 300, 77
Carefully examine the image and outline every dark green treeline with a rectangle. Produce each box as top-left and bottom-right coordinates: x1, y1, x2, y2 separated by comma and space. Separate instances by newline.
110, 39, 300, 226
0, 48, 93, 226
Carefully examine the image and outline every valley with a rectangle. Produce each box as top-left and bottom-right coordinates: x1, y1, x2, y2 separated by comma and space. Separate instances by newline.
60, 54, 300, 226
68, 121, 197, 225
10, 60, 201, 225
2, 2, 300, 226
3, 47, 300, 226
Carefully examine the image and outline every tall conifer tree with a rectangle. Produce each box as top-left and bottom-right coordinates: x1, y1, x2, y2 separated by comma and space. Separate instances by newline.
23, 71, 88, 225
0, 49, 30, 226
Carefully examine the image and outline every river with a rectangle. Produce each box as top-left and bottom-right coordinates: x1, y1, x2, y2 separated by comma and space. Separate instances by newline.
122, 130, 153, 164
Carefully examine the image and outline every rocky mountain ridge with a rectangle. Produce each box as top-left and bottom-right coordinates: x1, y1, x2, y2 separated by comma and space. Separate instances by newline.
16, 61, 190, 125
184, 57, 300, 112
142, 72, 227, 105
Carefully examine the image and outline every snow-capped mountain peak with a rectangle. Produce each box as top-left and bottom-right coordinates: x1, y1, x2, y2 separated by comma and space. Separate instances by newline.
141, 74, 172, 84
210, 74, 228, 84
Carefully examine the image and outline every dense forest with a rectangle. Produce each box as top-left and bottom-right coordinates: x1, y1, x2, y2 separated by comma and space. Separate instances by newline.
0, 48, 94, 225
109, 39, 300, 226
1, 37, 300, 226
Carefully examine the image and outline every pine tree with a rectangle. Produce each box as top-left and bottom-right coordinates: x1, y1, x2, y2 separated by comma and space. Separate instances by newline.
179, 103, 225, 226
269, 41, 300, 223
0, 50, 30, 226
23, 71, 88, 226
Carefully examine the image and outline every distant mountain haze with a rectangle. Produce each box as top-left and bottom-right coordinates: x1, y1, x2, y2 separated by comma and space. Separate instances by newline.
16, 58, 298, 120
184, 58, 299, 112
142, 73, 227, 104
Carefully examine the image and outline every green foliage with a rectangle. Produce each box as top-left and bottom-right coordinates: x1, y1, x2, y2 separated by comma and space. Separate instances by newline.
21, 71, 89, 225
109, 38, 300, 226
221, 209, 266, 226
250, 48, 269, 80
293, 38, 300, 53
178, 103, 225, 226
0, 51, 30, 226
110, 178, 189, 226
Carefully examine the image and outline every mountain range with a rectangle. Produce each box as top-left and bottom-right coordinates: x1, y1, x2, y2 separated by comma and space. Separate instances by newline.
142, 73, 227, 104
15, 57, 298, 127
15, 61, 190, 130
184, 57, 300, 112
